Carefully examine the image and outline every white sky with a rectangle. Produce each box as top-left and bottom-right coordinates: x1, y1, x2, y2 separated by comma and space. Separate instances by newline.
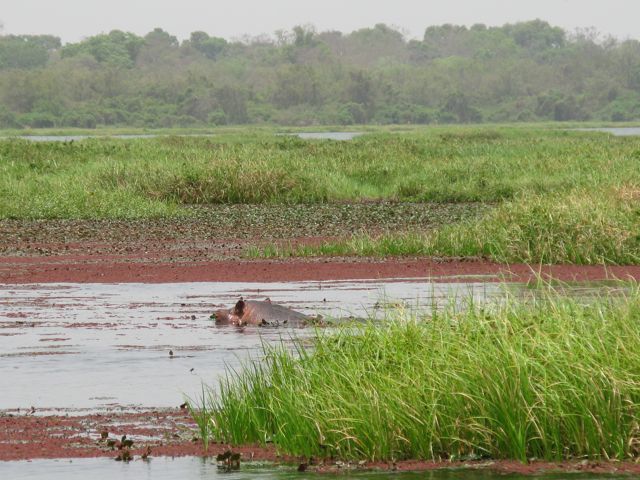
2, 0, 639, 43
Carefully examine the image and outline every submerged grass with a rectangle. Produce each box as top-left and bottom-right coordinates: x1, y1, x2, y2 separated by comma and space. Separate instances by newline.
196, 289, 640, 462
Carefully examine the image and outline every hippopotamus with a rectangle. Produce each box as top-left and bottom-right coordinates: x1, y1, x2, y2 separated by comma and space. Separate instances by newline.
212, 298, 313, 327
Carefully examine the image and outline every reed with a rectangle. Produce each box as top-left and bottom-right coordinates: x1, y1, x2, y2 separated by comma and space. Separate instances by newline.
196, 288, 640, 462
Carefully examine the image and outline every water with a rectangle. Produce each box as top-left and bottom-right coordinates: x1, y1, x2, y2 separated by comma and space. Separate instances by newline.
292, 132, 364, 140
3, 132, 364, 142
6, 128, 640, 142
0, 280, 503, 411
0, 134, 216, 142
3, 134, 161, 142
0, 457, 628, 480
1, 280, 633, 478
574, 127, 640, 136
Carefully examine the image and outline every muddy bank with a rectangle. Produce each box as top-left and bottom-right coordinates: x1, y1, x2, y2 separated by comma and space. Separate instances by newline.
2, 253, 640, 283
3, 410, 640, 476
0, 204, 483, 255
2, 213, 639, 284
313, 458, 640, 476
0, 409, 286, 463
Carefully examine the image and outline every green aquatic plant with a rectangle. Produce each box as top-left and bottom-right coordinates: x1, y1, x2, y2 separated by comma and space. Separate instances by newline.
195, 288, 640, 462
186, 386, 214, 451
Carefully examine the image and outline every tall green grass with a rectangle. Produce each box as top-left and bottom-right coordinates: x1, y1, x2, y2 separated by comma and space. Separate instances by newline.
196, 289, 640, 462
1, 127, 640, 219
4, 127, 639, 264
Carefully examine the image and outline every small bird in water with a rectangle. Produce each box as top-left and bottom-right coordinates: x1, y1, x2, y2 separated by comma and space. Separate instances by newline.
115, 449, 132, 462
216, 450, 241, 471
116, 435, 134, 449
141, 446, 152, 460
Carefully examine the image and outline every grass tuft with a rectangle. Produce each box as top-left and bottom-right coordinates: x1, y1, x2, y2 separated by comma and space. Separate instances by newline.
195, 288, 640, 462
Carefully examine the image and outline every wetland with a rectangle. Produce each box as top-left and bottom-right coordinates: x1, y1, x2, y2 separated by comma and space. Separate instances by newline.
2, 126, 640, 476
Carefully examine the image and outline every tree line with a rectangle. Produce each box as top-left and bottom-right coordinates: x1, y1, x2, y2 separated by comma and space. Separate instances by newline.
1, 20, 639, 128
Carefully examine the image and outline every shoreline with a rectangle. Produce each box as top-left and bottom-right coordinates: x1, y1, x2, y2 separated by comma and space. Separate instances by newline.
2, 409, 640, 475
2, 254, 640, 284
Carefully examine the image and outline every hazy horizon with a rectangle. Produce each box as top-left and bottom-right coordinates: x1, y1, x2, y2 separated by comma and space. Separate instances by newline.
2, 0, 640, 43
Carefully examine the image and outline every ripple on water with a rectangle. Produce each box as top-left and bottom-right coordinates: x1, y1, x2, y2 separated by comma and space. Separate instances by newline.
0, 279, 622, 411
0, 456, 634, 480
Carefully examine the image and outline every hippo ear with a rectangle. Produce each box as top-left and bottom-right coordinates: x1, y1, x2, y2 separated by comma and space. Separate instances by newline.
264, 297, 271, 303
234, 299, 245, 316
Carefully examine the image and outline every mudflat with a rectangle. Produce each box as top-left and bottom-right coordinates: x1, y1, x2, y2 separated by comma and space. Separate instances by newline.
2, 216, 640, 284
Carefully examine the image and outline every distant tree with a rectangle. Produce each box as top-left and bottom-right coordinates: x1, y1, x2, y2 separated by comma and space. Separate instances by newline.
347, 70, 374, 108
189, 31, 228, 60
272, 65, 321, 107
145, 27, 178, 47
503, 19, 565, 51
0, 22, 639, 127
216, 85, 248, 123
61, 30, 143, 67
0, 35, 60, 69
0, 105, 19, 128
440, 93, 482, 123
615, 40, 640, 91
137, 28, 179, 66
423, 23, 469, 56
536, 91, 587, 121
292, 25, 317, 47
343, 24, 407, 65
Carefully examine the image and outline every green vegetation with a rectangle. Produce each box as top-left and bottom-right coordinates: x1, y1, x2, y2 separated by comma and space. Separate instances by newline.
258, 188, 640, 264
1, 21, 640, 128
2, 127, 639, 263
1, 127, 638, 216
193, 288, 640, 462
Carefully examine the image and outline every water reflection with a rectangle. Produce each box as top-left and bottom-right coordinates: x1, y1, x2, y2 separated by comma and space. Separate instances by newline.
0, 456, 630, 480
0, 134, 213, 142
574, 127, 640, 136
291, 132, 364, 140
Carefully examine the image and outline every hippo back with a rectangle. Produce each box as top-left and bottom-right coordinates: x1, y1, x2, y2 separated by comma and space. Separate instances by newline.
243, 300, 309, 326
213, 299, 311, 326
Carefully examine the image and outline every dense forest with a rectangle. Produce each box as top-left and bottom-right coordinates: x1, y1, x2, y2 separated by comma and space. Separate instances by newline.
1, 20, 640, 128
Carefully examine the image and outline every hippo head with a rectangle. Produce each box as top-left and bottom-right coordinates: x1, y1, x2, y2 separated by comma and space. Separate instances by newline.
213, 299, 246, 325
212, 308, 232, 324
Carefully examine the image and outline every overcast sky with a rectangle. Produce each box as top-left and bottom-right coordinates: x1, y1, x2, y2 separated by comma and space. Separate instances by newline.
2, 0, 639, 43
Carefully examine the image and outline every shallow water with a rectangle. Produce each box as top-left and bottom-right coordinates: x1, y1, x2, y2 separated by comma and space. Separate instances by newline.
0, 456, 629, 480
574, 127, 640, 136
4, 134, 161, 142
0, 280, 503, 411
0, 281, 633, 478
293, 131, 364, 140
2, 134, 213, 142
3, 132, 364, 142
